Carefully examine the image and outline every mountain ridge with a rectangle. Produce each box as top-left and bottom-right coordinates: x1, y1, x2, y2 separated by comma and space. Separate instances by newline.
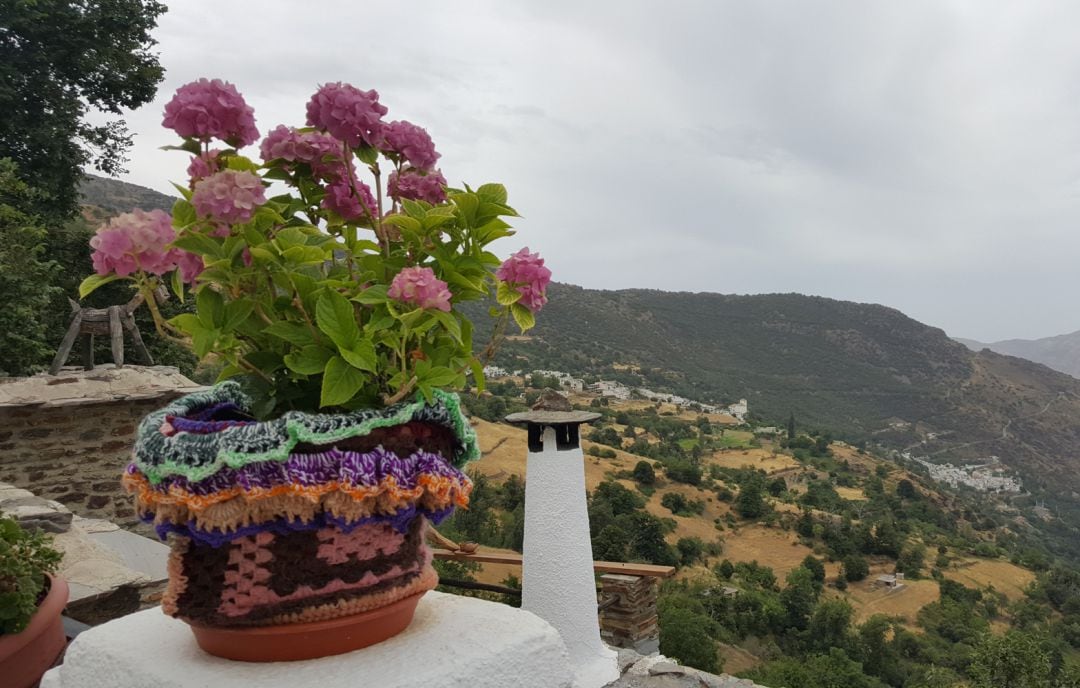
956, 331, 1080, 379
483, 283, 1080, 560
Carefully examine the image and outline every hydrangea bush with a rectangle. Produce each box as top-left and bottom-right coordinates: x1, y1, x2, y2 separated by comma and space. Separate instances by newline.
82, 79, 550, 417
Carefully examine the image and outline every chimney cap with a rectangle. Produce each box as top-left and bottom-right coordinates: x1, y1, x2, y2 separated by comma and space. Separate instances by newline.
505, 390, 600, 426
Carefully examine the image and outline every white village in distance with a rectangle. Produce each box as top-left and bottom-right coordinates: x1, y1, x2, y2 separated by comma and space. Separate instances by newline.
485, 365, 1027, 497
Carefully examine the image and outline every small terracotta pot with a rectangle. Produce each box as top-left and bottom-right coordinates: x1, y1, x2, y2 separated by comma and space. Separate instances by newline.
0, 575, 70, 688
187, 591, 425, 662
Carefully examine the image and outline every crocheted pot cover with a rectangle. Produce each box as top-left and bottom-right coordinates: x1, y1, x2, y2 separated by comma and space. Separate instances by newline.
124, 381, 476, 627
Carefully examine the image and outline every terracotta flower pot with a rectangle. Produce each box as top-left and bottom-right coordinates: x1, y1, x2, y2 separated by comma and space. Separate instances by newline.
188, 590, 424, 662
0, 575, 70, 688
123, 382, 477, 661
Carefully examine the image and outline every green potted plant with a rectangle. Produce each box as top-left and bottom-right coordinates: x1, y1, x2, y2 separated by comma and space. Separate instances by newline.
0, 516, 67, 688
82, 78, 551, 661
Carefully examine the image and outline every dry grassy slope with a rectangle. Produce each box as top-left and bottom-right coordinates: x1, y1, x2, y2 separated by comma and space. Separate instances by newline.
464, 417, 1038, 634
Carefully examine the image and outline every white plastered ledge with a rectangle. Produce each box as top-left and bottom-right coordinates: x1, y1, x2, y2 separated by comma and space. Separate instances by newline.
41, 591, 573, 688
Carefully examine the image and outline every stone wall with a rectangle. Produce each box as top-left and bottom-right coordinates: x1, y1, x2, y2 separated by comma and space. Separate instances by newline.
0, 366, 203, 536
0, 397, 170, 534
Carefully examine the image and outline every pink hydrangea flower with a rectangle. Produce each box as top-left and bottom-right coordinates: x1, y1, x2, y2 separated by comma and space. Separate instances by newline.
162, 79, 259, 146
388, 168, 447, 205
380, 120, 440, 171
388, 266, 452, 312
175, 250, 205, 284
259, 125, 348, 181
186, 149, 223, 185
191, 169, 267, 224
90, 209, 178, 277
321, 179, 376, 222
496, 247, 552, 312
305, 83, 387, 149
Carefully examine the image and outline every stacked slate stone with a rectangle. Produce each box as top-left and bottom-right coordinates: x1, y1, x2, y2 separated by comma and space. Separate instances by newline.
123, 381, 476, 627
599, 575, 659, 652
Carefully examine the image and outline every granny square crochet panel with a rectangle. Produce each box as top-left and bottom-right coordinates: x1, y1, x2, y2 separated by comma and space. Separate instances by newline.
124, 381, 476, 627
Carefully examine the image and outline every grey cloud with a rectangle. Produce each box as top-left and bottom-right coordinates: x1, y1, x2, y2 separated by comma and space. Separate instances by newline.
103, 0, 1080, 342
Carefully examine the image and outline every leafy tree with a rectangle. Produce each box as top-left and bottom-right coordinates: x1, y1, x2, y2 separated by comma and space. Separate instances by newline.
591, 524, 630, 562
897, 479, 919, 500
747, 647, 887, 688
969, 631, 1052, 688
0, 0, 166, 219
842, 554, 870, 582
735, 561, 779, 591
625, 512, 677, 566
787, 412, 796, 440
736, 473, 768, 519
807, 598, 855, 654
870, 519, 903, 558
676, 537, 706, 566
632, 460, 656, 485
716, 559, 735, 580
665, 460, 702, 486
659, 606, 721, 674
796, 510, 816, 538
898, 544, 927, 579
768, 477, 788, 497
858, 615, 904, 685
592, 481, 644, 516
500, 474, 525, 511
0, 160, 60, 375
780, 566, 821, 631
661, 492, 688, 515
802, 555, 826, 584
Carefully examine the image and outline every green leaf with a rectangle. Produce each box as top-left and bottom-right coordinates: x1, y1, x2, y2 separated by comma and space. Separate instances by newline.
496, 281, 522, 306
316, 289, 360, 350
511, 303, 536, 332
430, 311, 463, 343
419, 365, 459, 388
320, 356, 366, 407
275, 227, 308, 249
246, 351, 284, 373
452, 193, 479, 226
171, 199, 197, 228
382, 214, 423, 234
225, 155, 260, 173
168, 313, 202, 334
469, 358, 486, 393
170, 269, 186, 303
215, 364, 246, 382
191, 327, 219, 357
248, 246, 278, 263
264, 321, 315, 346
223, 300, 254, 331
352, 284, 388, 305
284, 346, 334, 375
339, 338, 378, 372
476, 183, 508, 205
172, 233, 223, 259
78, 273, 121, 299
355, 144, 379, 165
170, 181, 194, 201
196, 288, 225, 329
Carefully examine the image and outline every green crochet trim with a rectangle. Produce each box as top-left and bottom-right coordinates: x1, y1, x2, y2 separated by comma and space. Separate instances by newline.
133, 382, 479, 485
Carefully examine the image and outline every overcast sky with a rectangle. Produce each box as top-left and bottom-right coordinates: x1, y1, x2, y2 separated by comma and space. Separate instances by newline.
104, 1, 1080, 342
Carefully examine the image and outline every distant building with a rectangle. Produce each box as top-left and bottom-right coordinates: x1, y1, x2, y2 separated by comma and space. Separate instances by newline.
590, 380, 632, 400
726, 399, 748, 422
875, 573, 905, 590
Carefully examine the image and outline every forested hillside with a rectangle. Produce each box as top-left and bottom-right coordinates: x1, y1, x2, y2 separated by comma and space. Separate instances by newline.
478, 284, 1080, 560
442, 382, 1080, 686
